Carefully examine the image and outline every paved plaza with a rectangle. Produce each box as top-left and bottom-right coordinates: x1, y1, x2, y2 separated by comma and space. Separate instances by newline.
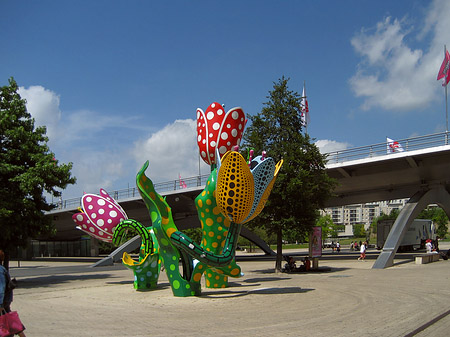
7, 244, 450, 337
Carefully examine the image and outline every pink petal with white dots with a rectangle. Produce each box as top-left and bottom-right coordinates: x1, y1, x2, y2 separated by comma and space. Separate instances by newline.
76, 225, 113, 242
72, 212, 113, 242
81, 194, 127, 236
98, 189, 127, 216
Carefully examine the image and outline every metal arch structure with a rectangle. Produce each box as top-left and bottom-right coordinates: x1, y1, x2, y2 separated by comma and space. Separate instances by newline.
373, 185, 450, 269
325, 132, 450, 269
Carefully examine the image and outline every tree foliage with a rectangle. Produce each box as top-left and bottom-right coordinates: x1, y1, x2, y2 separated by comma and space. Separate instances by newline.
352, 224, 366, 238
317, 215, 344, 239
371, 207, 448, 239
0, 77, 76, 256
316, 214, 333, 241
370, 209, 400, 234
243, 77, 336, 270
417, 207, 449, 239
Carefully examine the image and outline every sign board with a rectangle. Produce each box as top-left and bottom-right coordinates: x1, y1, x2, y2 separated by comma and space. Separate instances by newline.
309, 226, 322, 258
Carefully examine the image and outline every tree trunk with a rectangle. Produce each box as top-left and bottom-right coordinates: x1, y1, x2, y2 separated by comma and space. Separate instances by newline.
2, 250, 10, 271
275, 227, 283, 272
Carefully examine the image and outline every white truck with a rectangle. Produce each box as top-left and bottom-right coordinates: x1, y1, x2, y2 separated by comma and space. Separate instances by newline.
377, 219, 436, 251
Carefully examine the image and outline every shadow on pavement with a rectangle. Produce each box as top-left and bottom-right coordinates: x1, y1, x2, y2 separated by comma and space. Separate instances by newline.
227, 281, 261, 288
201, 286, 314, 298
250, 267, 349, 274
242, 277, 291, 283
16, 273, 119, 288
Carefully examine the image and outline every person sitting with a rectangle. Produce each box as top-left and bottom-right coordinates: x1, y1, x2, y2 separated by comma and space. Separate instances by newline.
303, 257, 311, 271
288, 256, 297, 270
283, 255, 297, 272
425, 239, 432, 254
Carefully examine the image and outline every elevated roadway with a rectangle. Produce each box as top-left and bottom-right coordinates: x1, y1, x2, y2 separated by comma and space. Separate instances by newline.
48, 132, 450, 268
325, 132, 450, 268
325, 138, 450, 207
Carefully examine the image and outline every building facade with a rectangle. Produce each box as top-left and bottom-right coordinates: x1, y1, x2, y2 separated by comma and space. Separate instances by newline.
321, 199, 408, 237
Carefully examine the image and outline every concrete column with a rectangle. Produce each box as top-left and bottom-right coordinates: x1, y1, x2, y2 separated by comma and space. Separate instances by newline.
373, 185, 450, 269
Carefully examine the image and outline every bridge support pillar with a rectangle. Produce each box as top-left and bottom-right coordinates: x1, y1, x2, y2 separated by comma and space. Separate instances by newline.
91, 235, 141, 267
373, 185, 450, 269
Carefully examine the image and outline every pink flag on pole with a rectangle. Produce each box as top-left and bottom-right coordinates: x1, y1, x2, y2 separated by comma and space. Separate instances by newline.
437, 50, 450, 86
301, 84, 309, 126
179, 174, 187, 189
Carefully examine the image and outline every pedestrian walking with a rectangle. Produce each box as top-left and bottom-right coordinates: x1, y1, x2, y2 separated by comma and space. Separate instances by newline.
357, 241, 366, 261
0, 249, 26, 337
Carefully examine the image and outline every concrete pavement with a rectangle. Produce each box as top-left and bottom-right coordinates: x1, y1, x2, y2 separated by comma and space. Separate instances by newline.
7, 244, 450, 337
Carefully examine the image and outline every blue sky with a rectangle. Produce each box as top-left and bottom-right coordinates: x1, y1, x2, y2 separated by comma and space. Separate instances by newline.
1, 0, 450, 199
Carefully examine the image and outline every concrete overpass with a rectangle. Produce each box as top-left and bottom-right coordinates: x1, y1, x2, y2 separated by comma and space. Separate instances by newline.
47, 132, 450, 268
325, 132, 450, 268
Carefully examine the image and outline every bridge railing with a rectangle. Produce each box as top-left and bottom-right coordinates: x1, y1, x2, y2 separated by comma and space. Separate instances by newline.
53, 173, 211, 210
326, 131, 450, 164
53, 132, 450, 210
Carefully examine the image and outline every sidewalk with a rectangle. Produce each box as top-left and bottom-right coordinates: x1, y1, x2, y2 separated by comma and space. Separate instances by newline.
8, 244, 450, 337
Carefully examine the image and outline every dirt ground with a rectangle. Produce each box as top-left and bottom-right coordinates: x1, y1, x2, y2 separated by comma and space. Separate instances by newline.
8, 244, 450, 337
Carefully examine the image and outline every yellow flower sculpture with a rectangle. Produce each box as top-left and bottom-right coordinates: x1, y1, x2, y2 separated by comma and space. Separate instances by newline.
216, 150, 283, 224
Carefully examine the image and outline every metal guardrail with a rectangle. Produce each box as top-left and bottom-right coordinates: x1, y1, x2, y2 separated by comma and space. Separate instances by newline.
53, 132, 450, 211
53, 173, 210, 210
325, 131, 450, 164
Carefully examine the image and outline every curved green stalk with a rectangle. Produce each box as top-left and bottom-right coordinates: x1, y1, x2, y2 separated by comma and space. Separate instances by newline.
170, 222, 242, 267
112, 219, 160, 290
137, 161, 201, 297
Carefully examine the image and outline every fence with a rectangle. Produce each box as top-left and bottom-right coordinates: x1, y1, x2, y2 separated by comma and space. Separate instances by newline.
54, 132, 450, 210
326, 131, 450, 164
54, 173, 210, 210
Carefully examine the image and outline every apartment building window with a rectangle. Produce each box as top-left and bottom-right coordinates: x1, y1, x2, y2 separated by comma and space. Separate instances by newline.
350, 209, 357, 224
332, 208, 341, 223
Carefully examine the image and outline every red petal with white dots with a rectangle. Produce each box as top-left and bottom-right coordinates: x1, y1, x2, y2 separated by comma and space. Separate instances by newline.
216, 107, 247, 157
197, 102, 247, 165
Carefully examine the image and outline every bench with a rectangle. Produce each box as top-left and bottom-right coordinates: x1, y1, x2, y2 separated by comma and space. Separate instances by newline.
415, 253, 440, 264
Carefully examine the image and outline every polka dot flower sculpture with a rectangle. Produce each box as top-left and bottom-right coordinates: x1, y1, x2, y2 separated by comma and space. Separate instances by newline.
72, 189, 161, 291
72, 189, 127, 242
74, 102, 282, 297
197, 102, 247, 166
169, 102, 282, 292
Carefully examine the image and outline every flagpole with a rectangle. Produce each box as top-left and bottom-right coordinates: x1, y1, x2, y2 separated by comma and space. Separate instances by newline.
300, 80, 308, 135
304, 80, 308, 135
445, 45, 448, 134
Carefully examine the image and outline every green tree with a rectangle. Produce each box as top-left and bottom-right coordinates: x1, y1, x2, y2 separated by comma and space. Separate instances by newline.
418, 207, 449, 239
352, 224, 366, 237
0, 77, 76, 266
243, 77, 336, 271
330, 224, 345, 238
316, 214, 334, 243
370, 209, 400, 234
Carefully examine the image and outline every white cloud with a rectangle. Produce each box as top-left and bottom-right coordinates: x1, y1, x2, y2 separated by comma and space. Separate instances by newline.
18, 85, 61, 139
69, 149, 128, 195
315, 139, 351, 154
17, 84, 153, 199
131, 119, 210, 183
349, 0, 450, 111
53, 109, 144, 146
